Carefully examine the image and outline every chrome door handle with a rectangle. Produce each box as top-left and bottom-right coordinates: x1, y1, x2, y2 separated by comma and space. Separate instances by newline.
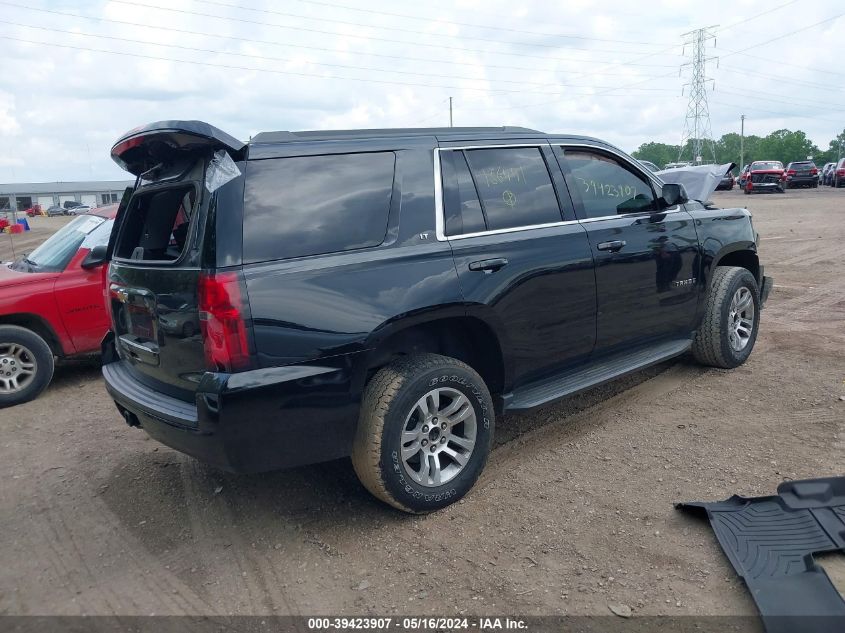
597, 240, 626, 252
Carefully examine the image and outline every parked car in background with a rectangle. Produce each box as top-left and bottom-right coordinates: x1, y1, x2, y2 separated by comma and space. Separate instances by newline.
62, 201, 83, 210
0, 204, 118, 407
101, 120, 772, 513
833, 158, 845, 188
745, 160, 785, 194
716, 168, 735, 190
663, 161, 692, 169
638, 159, 660, 173
24, 205, 42, 217
46, 205, 66, 216
821, 162, 836, 186
738, 164, 749, 188
783, 161, 819, 189
67, 205, 91, 215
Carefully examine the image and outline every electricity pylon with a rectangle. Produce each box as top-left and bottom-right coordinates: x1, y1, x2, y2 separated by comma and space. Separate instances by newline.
678, 26, 718, 165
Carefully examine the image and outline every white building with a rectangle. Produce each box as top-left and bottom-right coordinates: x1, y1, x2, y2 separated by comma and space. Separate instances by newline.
0, 180, 134, 212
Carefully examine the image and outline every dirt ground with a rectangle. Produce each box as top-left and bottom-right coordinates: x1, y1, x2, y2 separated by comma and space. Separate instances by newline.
1, 189, 843, 618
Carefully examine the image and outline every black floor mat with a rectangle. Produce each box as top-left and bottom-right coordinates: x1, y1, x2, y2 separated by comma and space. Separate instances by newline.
678, 476, 845, 633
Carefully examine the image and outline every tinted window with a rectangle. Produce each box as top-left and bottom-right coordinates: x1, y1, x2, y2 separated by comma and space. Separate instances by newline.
243, 153, 395, 263
463, 147, 561, 230
441, 151, 486, 236
564, 150, 656, 219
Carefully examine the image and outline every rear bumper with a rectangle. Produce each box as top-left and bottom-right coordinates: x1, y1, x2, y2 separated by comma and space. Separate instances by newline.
785, 176, 818, 186
102, 335, 359, 473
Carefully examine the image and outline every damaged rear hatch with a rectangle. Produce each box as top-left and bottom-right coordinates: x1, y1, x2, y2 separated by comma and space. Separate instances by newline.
107, 121, 246, 406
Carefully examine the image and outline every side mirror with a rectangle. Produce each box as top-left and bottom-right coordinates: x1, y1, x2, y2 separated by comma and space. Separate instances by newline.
661, 183, 689, 207
81, 244, 108, 269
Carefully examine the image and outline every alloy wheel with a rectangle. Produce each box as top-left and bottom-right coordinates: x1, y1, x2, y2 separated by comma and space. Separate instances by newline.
400, 387, 477, 487
728, 287, 755, 352
0, 343, 37, 394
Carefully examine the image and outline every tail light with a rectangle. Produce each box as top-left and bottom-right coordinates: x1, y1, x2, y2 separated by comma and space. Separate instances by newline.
198, 271, 254, 372
786, 169, 796, 176
838, 169, 845, 176
810, 168, 818, 175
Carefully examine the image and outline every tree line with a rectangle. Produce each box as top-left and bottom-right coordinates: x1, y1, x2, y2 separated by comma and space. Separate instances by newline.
631, 128, 845, 171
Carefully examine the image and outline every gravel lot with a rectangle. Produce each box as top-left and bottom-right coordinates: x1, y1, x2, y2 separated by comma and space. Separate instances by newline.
1, 189, 843, 617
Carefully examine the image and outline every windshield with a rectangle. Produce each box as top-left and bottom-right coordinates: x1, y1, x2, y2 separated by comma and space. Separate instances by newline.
19, 214, 110, 272
752, 161, 783, 170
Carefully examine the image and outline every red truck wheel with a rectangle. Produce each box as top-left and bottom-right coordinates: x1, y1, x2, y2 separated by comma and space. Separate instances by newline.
0, 326, 55, 408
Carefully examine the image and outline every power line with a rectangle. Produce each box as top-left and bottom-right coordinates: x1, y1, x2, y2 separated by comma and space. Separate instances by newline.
720, 11, 845, 59
0, 2, 682, 71
110, 0, 682, 63
0, 20, 676, 90
711, 100, 845, 126
193, 0, 668, 47
719, 68, 845, 92
720, 49, 845, 79
717, 86, 845, 112
0, 34, 678, 96
716, 0, 800, 32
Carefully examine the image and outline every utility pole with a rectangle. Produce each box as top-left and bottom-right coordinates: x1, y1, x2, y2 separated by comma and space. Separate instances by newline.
740, 114, 745, 169
449, 97, 453, 128
678, 26, 718, 165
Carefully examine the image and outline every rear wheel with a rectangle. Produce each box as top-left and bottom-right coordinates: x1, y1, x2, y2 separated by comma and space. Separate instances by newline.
0, 326, 55, 408
692, 267, 761, 369
352, 353, 494, 513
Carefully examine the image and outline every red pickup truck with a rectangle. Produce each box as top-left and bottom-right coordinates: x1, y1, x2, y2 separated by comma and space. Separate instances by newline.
0, 205, 117, 407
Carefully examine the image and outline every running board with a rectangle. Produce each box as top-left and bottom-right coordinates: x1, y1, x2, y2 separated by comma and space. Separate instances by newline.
504, 338, 692, 412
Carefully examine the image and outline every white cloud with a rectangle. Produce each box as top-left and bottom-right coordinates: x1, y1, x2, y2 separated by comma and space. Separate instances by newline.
0, 0, 843, 182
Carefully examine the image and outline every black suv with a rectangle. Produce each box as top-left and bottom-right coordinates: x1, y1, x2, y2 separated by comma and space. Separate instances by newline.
783, 161, 819, 188
102, 121, 772, 513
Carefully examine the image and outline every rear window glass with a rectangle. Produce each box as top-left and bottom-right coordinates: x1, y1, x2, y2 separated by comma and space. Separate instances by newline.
114, 186, 195, 261
463, 147, 561, 231
242, 152, 395, 263
441, 151, 486, 237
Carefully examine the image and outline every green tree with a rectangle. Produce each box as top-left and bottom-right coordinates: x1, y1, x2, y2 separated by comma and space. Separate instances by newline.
715, 133, 761, 169
817, 128, 845, 165
631, 142, 680, 168
755, 129, 820, 165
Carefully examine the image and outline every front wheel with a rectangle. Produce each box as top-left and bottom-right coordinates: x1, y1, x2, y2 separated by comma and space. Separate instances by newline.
692, 267, 761, 369
352, 353, 494, 513
0, 325, 55, 408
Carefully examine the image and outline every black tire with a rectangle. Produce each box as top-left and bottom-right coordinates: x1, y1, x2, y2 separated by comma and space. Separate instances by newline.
352, 353, 494, 513
692, 267, 761, 369
0, 325, 55, 408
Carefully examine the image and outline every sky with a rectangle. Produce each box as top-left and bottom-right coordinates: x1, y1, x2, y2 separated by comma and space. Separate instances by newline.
1, 0, 843, 182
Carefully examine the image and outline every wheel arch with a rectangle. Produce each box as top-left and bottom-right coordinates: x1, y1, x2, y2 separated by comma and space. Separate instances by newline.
712, 247, 760, 285
0, 313, 66, 356
353, 310, 510, 410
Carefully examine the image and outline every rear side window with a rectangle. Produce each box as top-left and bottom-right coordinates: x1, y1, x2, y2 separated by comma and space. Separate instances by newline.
463, 147, 562, 231
441, 151, 486, 236
243, 152, 395, 263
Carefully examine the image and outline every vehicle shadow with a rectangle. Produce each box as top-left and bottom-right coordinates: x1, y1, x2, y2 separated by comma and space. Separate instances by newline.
49, 356, 101, 389
99, 357, 691, 546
